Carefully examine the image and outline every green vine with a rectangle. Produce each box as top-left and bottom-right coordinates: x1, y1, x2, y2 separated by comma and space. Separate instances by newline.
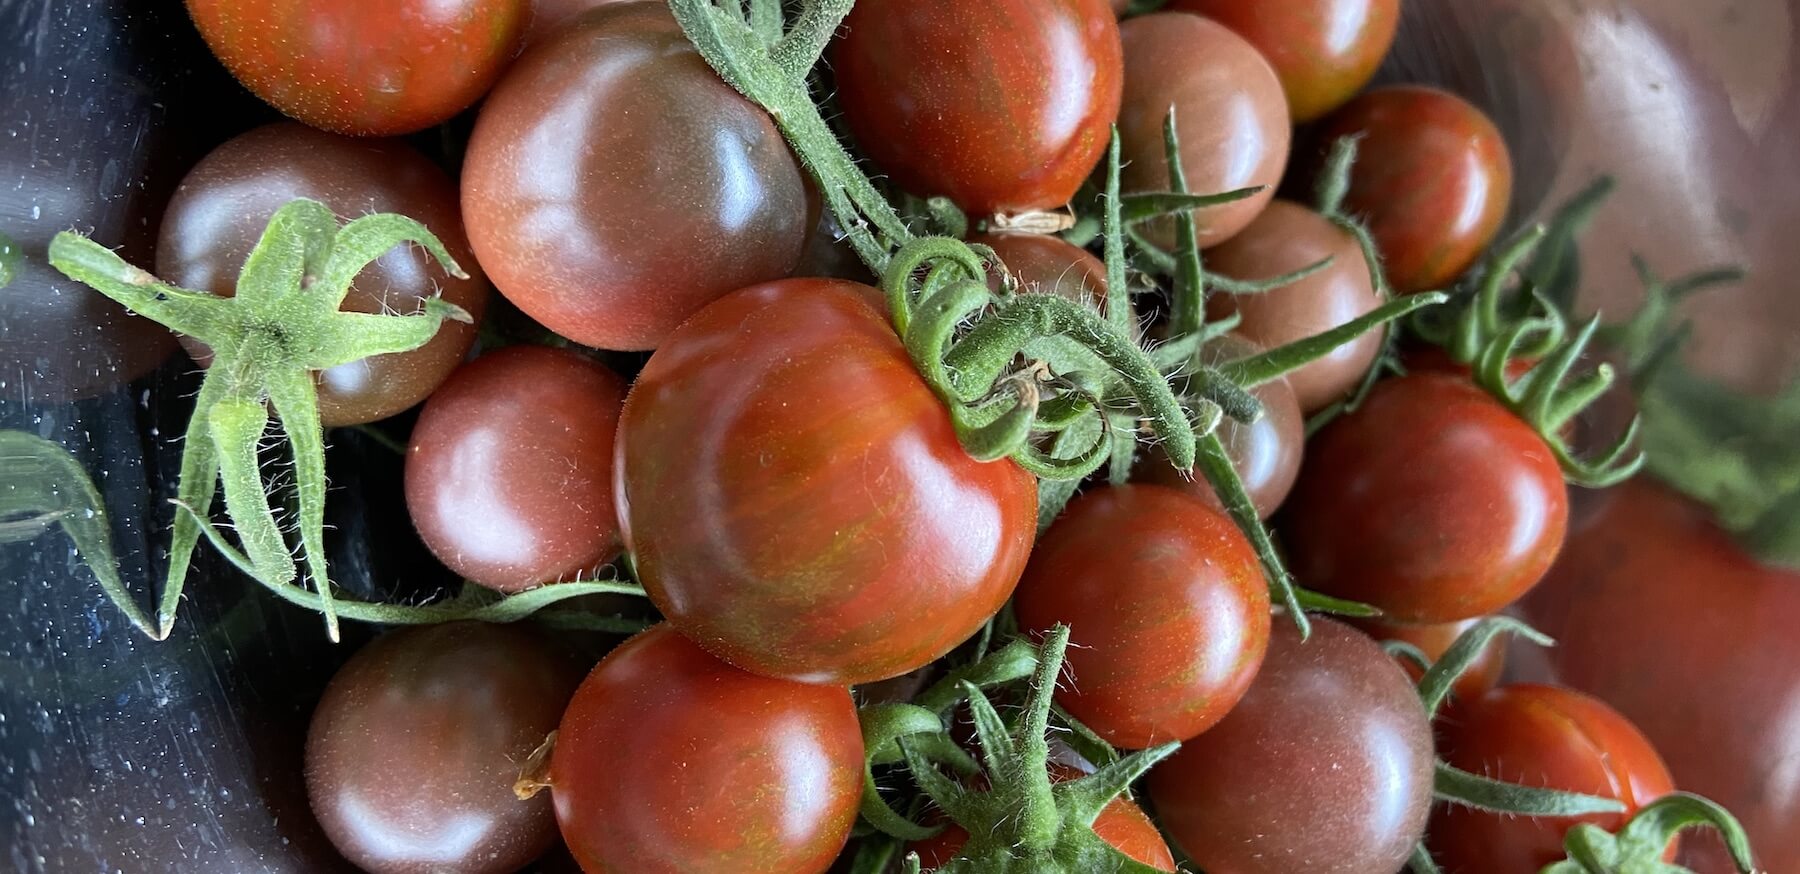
1543, 793, 1758, 874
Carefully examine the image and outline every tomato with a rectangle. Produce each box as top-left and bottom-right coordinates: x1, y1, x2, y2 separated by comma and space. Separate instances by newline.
550, 624, 862, 874
462, 3, 811, 351
972, 232, 1108, 304
1312, 86, 1514, 294
1404, 344, 1537, 383
185, 0, 527, 136
1015, 485, 1269, 748
1149, 617, 1435, 873
833, 0, 1123, 216
305, 623, 581, 874
1354, 617, 1508, 703
405, 346, 627, 593
1168, 0, 1400, 122
156, 122, 489, 427
524, 0, 626, 45
1281, 373, 1568, 623
1521, 479, 1800, 871
1204, 200, 1383, 412
1119, 13, 1289, 248
1431, 684, 1677, 873
617, 279, 1036, 684
911, 770, 1174, 871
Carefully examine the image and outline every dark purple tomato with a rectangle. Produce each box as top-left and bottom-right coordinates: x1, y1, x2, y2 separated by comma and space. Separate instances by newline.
1014, 485, 1270, 749
973, 232, 1108, 304
833, 0, 1123, 217
1119, 13, 1289, 248
1137, 333, 1304, 518
1168, 0, 1401, 122
156, 122, 489, 426
616, 278, 1037, 685
523, 0, 627, 45
1149, 617, 1435, 874
186, 0, 528, 136
1312, 86, 1515, 293
405, 346, 627, 593
550, 625, 862, 874
305, 622, 582, 874
463, 2, 811, 351
1205, 199, 1383, 412
1281, 373, 1569, 623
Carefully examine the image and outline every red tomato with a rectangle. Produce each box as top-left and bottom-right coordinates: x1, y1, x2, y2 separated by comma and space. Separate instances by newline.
1014, 485, 1269, 748
185, 0, 527, 136
1282, 373, 1568, 623
1312, 86, 1514, 293
463, 3, 812, 350
616, 279, 1037, 685
1522, 479, 1800, 871
911, 771, 1175, 871
1168, 0, 1400, 122
1119, 13, 1289, 247
405, 346, 627, 593
1404, 344, 1537, 382
523, 0, 627, 45
551, 625, 862, 874
833, 0, 1123, 216
1354, 616, 1508, 703
1149, 617, 1435, 873
1432, 684, 1677, 873
156, 122, 489, 426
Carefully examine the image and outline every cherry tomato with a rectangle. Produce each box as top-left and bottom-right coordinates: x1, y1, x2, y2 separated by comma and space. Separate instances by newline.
1312, 86, 1514, 293
156, 122, 489, 427
1015, 485, 1269, 749
1168, 0, 1400, 122
1149, 617, 1435, 873
1354, 616, 1508, 703
911, 769, 1174, 871
550, 624, 862, 874
1404, 344, 1537, 383
185, 0, 527, 136
1282, 373, 1568, 623
305, 623, 581, 874
1522, 480, 1800, 871
1119, 13, 1289, 248
463, 3, 811, 351
405, 346, 627, 593
833, 0, 1123, 216
973, 232, 1108, 305
1432, 684, 1677, 873
616, 279, 1037, 685
1205, 200, 1383, 412
524, 0, 626, 45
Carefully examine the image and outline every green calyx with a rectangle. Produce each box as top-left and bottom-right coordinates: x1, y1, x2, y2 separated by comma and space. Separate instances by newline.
1542, 792, 1759, 874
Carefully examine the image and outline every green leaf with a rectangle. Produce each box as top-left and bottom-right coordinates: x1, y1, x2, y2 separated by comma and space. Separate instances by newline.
1435, 761, 1627, 817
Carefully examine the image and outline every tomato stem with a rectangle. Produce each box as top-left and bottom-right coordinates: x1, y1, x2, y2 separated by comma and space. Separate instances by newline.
1545, 792, 1758, 874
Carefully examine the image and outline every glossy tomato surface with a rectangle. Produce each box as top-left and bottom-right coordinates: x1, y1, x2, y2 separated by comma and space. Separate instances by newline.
1206, 199, 1383, 412
834, 0, 1122, 217
1169, 0, 1400, 122
1139, 334, 1305, 518
1015, 485, 1269, 748
973, 232, 1108, 304
1355, 616, 1508, 703
155, 122, 488, 427
305, 623, 581, 874
185, 0, 527, 135
1119, 13, 1289, 247
616, 279, 1037, 685
1432, 684, 1676, 873
1283, 374, 1568, 623
524, 0, 627, 44
463, 2, 811, 350
1522, 480, 1800, 871
1149, 617, 1435, 873
1312, 86, 1514, 293
405, 346, 627, 593
550, 625, 862, 874
911, 787, 1174, 871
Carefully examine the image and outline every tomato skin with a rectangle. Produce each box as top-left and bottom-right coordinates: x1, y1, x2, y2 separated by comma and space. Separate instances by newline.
1354, 616, 1507, 703
1282, 374, 1569, 623
1168, 0, 1400, 122
405, 346, 627, 593
463, 3, 811, 351
551, 625, 862, 874
972, 232, 1109, 305
833, 0, 1123, 216
1432, 684, 1677, 873
616, 279, 1037, 685
156, 122, 489, 427
1015, 486, 1270, 749
911, 788, 1175, 871
1119, 13, 1289, 248
1149, 617, 1435, 873
305, 623, 582, 874
185, 0, 526, 136
1312, 86, 1514, 293
524, 0, 627, 45
1205, 200, 1383, 412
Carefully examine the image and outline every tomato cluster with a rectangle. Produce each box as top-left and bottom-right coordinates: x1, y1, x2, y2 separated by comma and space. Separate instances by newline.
42, 0, 1771, 872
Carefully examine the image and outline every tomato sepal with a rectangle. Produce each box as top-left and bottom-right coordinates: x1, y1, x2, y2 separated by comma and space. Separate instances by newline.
1542, 793, 1759, 874
1435, 761, 1627, 817
1416, 616, 1553, 717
